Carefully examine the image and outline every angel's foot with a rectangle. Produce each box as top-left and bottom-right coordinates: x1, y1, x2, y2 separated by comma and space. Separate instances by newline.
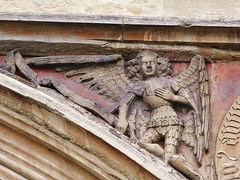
38, 76, 52, 86
169, 154, 203, 180
139, 142, 165, 158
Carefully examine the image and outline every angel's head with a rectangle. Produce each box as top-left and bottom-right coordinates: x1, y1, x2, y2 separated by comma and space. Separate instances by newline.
126, 51, 172, 81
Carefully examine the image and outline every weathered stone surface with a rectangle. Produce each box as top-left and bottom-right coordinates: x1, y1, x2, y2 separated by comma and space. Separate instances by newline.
0, 49, 210, 179
0, 0, 240, 20
2, 13, 240, 27
2, 48, 240, 180
204, 62, 240, 180
1, 20, 240, 62
3, 46, 240, 179
1, 10, 240, 179
215, 95, 240, 180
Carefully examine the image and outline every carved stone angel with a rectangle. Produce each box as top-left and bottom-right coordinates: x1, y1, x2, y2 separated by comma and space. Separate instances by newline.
0, 50, 210, 180
115, 51, 210, 165
115, 51, 210, 179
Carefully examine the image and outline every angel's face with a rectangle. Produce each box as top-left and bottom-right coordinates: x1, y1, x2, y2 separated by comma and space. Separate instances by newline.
140, 55, 157, 79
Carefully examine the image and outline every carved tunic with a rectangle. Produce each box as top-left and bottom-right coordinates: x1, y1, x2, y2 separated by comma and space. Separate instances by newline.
151, 106, 182, 127
142, 76, 172, 108
141, 76, 183, 127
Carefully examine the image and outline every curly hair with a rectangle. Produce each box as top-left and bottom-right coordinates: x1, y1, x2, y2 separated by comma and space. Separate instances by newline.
125, 51, 172, 82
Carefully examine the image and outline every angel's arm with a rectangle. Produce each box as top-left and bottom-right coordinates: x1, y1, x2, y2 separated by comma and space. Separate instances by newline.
155, 88, 190, 105
116, 93, 136, 133
116, 82, 145, 133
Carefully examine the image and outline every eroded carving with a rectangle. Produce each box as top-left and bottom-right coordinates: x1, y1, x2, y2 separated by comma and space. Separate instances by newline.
0, 50, 210, 180
216, 97, 240, 180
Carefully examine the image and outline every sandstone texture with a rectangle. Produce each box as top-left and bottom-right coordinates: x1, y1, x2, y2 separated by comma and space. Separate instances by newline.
0, 0, 239, 20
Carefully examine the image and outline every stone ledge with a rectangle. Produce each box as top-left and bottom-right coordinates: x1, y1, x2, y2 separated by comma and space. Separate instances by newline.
1, 12, 240, 27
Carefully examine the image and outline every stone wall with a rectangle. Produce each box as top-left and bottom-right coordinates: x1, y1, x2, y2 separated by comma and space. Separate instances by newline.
0, 0, 239, 20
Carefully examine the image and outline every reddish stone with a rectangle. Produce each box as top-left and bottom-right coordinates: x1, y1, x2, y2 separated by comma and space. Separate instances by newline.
210, 62, 240, 146
33, 68, 115, 111
0, 56, 4, 63
0, 22, 122, 41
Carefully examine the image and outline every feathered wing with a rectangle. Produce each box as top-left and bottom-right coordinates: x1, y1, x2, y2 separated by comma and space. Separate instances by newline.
26, 54, 134, 103
3, 52, 135, 125
174, 55, 210, 164
58, 57, 134, 102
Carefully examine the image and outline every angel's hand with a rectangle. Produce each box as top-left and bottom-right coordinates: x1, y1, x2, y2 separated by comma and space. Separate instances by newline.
116, 120, 128, 133
155, 88, 175, 101
116, 104, 129, 133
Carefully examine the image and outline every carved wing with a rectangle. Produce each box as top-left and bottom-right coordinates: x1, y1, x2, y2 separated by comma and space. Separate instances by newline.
2, 52, 136, 125
174, 55, 210, 164
27, 54, 134, 102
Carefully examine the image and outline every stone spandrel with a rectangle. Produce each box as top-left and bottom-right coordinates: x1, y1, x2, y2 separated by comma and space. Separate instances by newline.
0, 50, 211, 180
4, 47, 240, 180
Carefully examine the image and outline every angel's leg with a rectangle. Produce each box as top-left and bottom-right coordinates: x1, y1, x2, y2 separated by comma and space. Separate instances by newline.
138, 128, 164, 157
164, 124, 181, 163
170, 154, 203, 180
